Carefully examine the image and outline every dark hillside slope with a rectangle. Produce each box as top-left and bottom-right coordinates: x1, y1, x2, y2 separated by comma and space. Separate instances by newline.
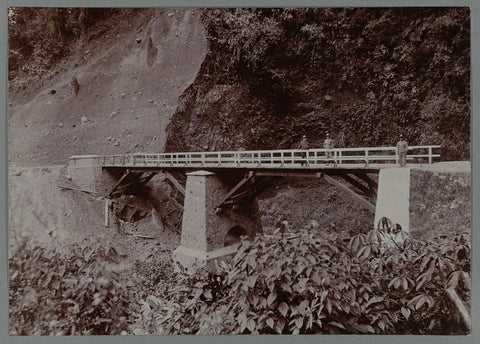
166, 8, 470, 161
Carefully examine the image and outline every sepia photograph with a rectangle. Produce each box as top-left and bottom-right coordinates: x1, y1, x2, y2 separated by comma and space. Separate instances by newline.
6, 6, 472, 337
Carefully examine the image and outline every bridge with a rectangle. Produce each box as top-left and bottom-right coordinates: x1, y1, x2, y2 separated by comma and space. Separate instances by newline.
67, 145, 440, 272
82, 145, 440, 210
99, 145, 441, 171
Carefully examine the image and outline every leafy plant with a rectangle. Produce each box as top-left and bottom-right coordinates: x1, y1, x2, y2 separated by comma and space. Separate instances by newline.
144, 218, 469, 335
9, 237, 132, 335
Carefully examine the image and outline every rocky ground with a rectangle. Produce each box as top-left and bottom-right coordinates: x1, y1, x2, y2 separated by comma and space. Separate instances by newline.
8, 165, 180, 265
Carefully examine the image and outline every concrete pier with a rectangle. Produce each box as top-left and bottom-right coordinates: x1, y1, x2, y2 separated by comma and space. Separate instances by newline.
67, 155, 103, 193
172, 171, 262, 272
374, 167, 410, 231
68, 155, 117, 195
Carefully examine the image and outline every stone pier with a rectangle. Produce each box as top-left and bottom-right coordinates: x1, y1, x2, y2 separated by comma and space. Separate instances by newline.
172, 171, 262, 272
68, 155, 117, 195
68, 155, 103, 193
374, 167, 410, 231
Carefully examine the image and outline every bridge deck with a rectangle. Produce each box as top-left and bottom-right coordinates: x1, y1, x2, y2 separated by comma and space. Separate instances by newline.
88, 145, 441, 173
100, 162, 434, 175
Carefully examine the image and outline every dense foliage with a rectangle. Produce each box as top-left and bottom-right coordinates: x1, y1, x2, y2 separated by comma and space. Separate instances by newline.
167, 8, 470, 160
144, 222, 470, 335
9, 217, 470, 335
9, 238, 132, 335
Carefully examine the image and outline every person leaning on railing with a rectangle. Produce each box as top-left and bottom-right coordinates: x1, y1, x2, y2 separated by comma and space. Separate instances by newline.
396, 134, 408, 167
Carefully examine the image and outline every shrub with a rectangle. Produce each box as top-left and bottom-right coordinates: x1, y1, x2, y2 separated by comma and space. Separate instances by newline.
149, 221, 470, 334
9, 238, 132, 335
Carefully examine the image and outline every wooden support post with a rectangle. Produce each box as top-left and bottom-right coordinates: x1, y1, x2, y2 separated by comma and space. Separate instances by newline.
104, 199, 109, 227
114, 179, 142, 192
322, 174, 375, 212
215, 173, 255, 209
356, 172, 379, 191
58, 184, 98, 194
165, 172, 186, 196
172, 198, 184, 211
336, 173, 371, 197
138, 173, 157, 186
108, 169, 131, 197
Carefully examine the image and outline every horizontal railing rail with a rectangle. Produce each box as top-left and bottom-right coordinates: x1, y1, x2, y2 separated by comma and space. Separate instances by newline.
94, 145, 441, 169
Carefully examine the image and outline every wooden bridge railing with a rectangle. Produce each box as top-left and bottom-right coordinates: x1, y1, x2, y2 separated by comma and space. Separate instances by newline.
98, 145, 441, 168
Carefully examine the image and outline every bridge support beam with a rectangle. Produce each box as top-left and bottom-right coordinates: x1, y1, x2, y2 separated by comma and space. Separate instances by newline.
173, 171, 262, 273
322, 174, 376, 212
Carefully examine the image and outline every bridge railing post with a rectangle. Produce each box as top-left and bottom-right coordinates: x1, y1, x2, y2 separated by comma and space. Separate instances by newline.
365, 149, 369, 167
428, 147, 433, 164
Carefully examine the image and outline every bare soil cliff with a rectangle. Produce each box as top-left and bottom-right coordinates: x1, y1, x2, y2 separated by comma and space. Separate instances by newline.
9, 9, 207, 166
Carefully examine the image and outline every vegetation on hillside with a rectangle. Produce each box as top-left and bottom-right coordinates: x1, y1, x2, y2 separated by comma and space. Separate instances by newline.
409, 170, 470, 239
10, 222, 470, 335
9, 237, 132, 335
166, 8, 470, 161
151, 224, 470, 335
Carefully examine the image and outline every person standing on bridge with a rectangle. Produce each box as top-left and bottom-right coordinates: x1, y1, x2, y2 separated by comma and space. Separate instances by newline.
297, 135, 309, 166
324, 133, 335, 166
396, 134, 408, 167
